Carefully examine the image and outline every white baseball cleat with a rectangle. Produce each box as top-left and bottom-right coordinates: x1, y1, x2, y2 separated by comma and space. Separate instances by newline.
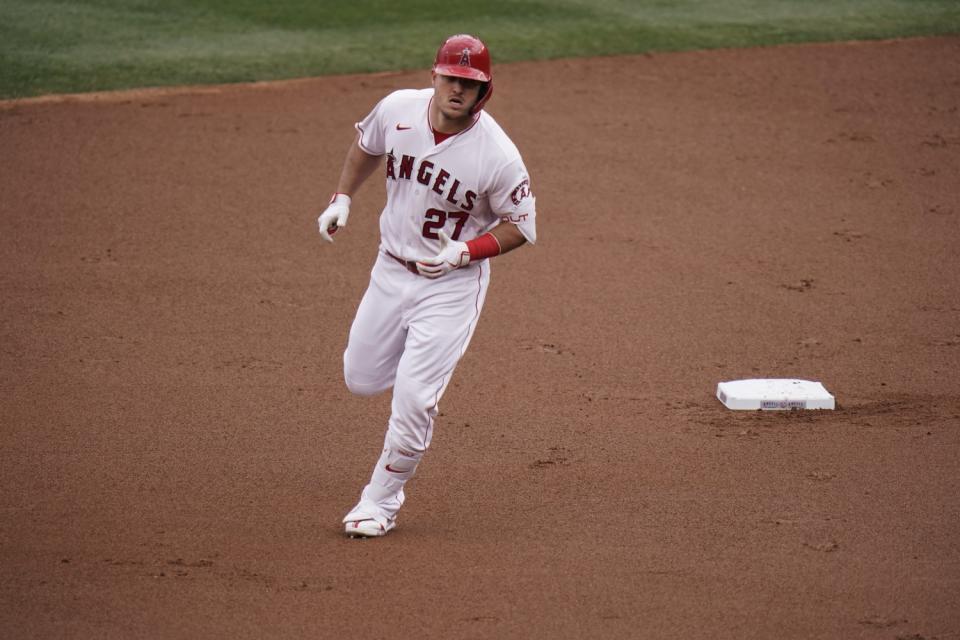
344, 517, 396, 538
343, 503, 397, 538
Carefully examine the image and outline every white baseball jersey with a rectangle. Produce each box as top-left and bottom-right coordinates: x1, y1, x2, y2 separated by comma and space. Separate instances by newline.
355, 88, 537, 260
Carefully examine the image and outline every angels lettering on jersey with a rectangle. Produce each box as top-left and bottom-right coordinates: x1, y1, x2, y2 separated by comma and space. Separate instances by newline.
384, 146, 533, 224
385, 147, 478, 212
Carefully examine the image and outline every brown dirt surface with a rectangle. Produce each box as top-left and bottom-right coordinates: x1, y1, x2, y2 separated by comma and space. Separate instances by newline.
2, 36, 959, 639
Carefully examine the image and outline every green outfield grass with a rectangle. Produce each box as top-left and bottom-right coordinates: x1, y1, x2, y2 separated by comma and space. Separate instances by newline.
2, 0, 958, 98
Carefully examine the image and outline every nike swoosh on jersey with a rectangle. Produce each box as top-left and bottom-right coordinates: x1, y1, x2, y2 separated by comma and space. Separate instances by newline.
396, 124, 412, 131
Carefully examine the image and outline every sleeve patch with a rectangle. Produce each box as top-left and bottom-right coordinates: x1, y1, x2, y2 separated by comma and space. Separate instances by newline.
510, 178, 532, 206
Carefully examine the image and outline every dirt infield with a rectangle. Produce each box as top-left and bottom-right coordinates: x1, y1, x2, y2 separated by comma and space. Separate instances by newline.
2, 36, 959, 639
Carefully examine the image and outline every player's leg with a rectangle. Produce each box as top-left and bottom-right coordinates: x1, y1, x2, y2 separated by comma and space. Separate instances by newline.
341, 254, 417, 537
346, 265, 491, 535
342, 255, 407, 396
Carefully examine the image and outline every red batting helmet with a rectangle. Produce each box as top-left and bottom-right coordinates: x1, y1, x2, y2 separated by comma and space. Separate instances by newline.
432, 34, 493, 114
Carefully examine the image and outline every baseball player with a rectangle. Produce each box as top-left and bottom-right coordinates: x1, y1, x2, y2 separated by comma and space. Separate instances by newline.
316, 34, 538, 537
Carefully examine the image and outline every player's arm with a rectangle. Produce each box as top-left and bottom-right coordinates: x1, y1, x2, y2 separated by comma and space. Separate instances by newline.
416, 221, 530, 279
317, 133, 383, 243
482, 221, 527, 255
336, 132, 383, 196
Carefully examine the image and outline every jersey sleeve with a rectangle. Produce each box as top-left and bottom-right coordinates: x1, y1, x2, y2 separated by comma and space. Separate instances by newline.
354, 95, 390, 156
488, 158, 537, 245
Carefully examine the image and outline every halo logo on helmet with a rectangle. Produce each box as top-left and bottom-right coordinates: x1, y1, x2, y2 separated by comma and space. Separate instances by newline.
433, 34, 493, 114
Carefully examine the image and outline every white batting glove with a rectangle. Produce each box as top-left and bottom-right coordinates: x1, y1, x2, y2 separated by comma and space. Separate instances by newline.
416, 230, 470, 279
317, 193, 351, 243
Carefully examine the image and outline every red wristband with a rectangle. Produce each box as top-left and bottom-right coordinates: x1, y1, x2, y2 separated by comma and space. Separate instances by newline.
465, 233, 501, 260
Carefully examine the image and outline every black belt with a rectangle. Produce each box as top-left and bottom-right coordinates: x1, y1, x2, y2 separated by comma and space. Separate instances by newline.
385, 251, 421, 276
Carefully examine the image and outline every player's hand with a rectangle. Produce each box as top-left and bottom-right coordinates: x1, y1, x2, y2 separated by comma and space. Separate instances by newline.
416, 231, 470, 279
317, 193, 351, 243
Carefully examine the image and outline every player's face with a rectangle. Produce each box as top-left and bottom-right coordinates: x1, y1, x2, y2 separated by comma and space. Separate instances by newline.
432, 73, 483, 122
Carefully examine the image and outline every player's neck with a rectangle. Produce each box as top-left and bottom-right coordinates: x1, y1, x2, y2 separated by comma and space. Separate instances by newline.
429, 102, 475, 135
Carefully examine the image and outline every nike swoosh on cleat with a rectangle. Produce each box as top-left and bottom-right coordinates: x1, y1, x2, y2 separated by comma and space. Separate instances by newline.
385, 464, 409, 473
